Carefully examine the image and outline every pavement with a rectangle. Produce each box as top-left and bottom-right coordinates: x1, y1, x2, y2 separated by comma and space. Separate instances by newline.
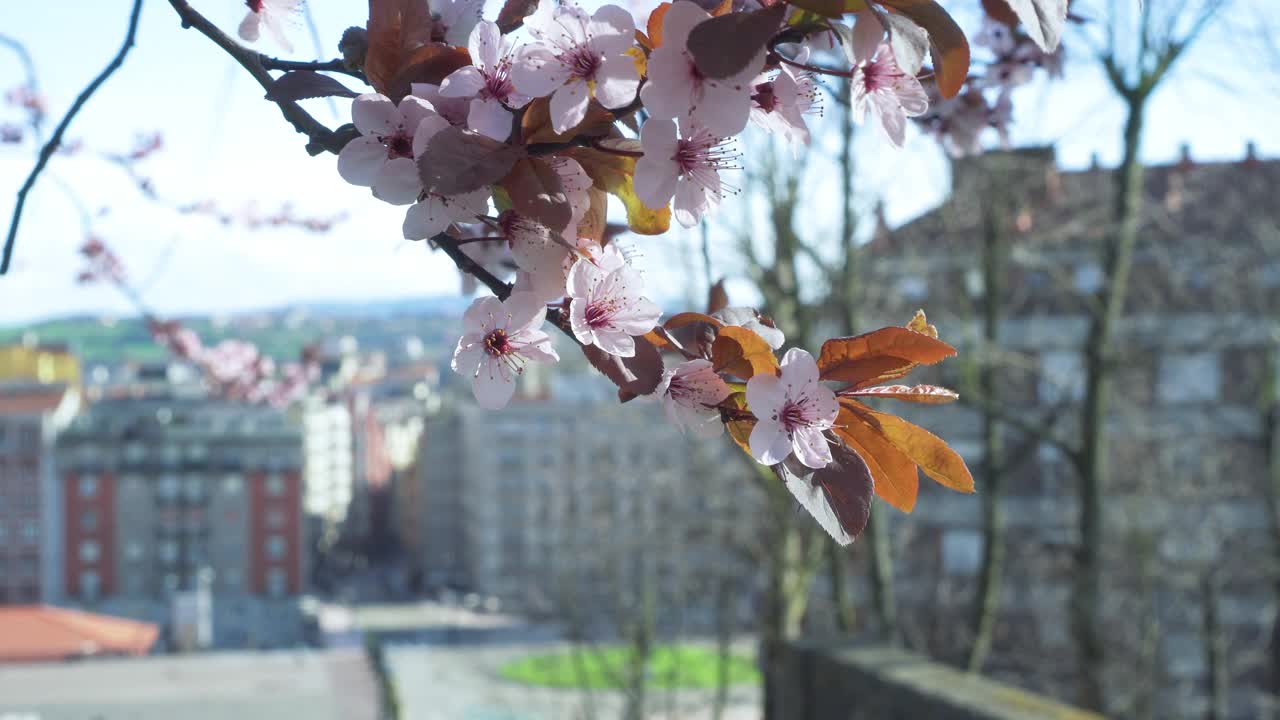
359, 601, 762, 720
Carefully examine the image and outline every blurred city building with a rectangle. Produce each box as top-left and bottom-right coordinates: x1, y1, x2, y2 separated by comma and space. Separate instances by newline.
55, 393, 307, 649
855, 145, 1278, 716
0, 381, 81, 604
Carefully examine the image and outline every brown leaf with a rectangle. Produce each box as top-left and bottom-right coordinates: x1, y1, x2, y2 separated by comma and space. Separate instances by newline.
582, 335, 665, 396
878, 0, 970, 98
664, 311, 725, 330
817, 326, 956, 387
521, 97, 616, 144
646, 3, 672, 48
980, 0, 1020, 27
794, 441, 874, 545
687, 3, 785, 79
712, 326, 779, 380
784, 0, 868, 18
842, 384, 959, 404
496, 0, 540, 34
419, 127, 525, 196
385, 44, 472, 103
721, 392, 755, 458
265, 71, 358, 102
501, 158, 572, 231
835, 401, 919, 512
851, 399, 975, 494
365, 0, 435, 98
706, 278, 729, 314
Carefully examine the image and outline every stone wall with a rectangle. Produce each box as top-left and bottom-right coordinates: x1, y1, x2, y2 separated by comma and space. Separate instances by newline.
774, 640, 1103, 720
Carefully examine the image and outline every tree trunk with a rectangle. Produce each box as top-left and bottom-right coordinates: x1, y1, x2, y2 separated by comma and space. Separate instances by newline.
762, 497, 822, 720
1073, 93, 1147, 713
968, 172, 1008, 673
1262, 346, 1280, 716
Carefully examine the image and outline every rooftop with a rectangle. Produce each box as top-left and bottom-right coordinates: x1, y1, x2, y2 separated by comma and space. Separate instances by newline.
0, 605, 158, 663
0, 384, 71, 417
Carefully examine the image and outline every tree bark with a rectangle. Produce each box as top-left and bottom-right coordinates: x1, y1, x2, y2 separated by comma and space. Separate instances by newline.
968, 169, 1009, 673
1072, 93, 1147, 713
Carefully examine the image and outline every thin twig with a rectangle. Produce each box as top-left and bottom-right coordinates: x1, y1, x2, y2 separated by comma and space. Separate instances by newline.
166, 0, 353, 157
2, 0, 144, 276
258, 55, 367, 83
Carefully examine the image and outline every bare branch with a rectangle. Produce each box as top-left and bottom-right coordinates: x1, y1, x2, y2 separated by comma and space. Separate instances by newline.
1, 0, 144, 276
258, 55, 367, 83
165, 0, 354, 157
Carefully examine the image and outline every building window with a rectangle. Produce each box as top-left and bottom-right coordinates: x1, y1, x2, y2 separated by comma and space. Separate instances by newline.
1073, 262, 1103, 294
81, 510, 98, 532
1038, 351, 1084, 403
183, 476, 205, 502
0, 521, 6, 543
158, 474, 180, 500
266, 567, 288, 598
80, 570, 101, 601
222, 566, 243, 591
124, 443, 146, 462
265, 534, 287, 560
222, 474, 244, 495
79, 539, 101, 564
126, 541, 144, 561
159, 540, 179, 564
265, 474, 286, 497
1157, 352, 1221, 404
20, 519, 37, 544
79, 475, 99, 498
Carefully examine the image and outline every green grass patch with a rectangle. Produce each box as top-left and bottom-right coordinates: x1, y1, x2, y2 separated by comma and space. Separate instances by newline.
498, 644, 760, 690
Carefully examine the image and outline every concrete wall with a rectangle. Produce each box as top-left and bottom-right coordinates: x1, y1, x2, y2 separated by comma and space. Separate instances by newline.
774, 641, 1103, 720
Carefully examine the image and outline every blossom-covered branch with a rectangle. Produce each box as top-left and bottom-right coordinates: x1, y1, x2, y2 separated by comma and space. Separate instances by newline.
2, 0, 143, 275
148, 0, 1071, 545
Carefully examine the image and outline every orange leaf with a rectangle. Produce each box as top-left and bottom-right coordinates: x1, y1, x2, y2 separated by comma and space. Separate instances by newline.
710, 0, 734, 15
647, 2, 672, 48
817, 326, 956, 387
836, 403, 919, 512
712, 326, 779, 380
365, 0, 435, 98
641, 327, 671, 350
842, 384, 959, 404
852, 400, 975, 494
722, 392, 755, 458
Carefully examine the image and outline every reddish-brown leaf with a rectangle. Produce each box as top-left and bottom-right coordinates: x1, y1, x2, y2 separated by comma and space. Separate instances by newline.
687, 3, 785, 78
712, 326, 779, 380
706, 278, 729, 314
646, 3, 672, 48
853, 400, 975, 494
501, 157, 572, 231
843, 384, 959, 404
583, 335, 664, 396
836, 401, 919, 513
264, 71, 358, 102
419, 126, 525, 196
496, 0, 539, 34
521, 97, 616, 144
980, 0, 1020, 26
803, 441, 875, 544
385, 44, 472, 103
878, 0, 970, 98
365, 0, 435, 98
664, 311, 725, 331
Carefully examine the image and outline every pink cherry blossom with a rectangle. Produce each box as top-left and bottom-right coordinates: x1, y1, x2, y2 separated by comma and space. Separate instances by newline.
634, 117, 736, 228
439, 21, 531, 141
411, 83, 470, 127
503, 209, 606, 301
567, 244, 661, 357
639, 1, 764, 138
403, 111, 491, 239
749, 47, 820, 146
511, 3, 641, 133
338, 93, 440, 205
851, 44, 929, 148
657, 359, 732, 438
430, 0, 484, 46
452, 293, 560, 409
746, 348, 839, 469
238, 0, 302, 52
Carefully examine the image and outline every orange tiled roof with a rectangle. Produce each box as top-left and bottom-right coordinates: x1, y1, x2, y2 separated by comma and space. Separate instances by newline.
0, 605, 159, 662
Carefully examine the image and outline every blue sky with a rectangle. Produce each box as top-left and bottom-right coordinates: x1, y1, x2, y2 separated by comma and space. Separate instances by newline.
1, 0, 1276, 325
